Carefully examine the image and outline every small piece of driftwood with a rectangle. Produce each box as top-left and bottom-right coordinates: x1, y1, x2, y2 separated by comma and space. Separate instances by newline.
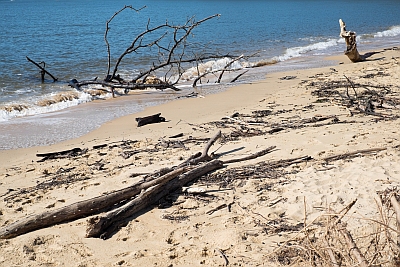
169, 133, 184, 138
136, 113, 166, 127
215, 248, 229, 266
36, 147, 87, 162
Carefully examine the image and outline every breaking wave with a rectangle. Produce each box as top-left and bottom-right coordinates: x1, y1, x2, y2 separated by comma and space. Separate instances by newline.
178, 57, 244, 82
274, 38, 341, 62
374, 25, 400, 38
0, 91, 93, 122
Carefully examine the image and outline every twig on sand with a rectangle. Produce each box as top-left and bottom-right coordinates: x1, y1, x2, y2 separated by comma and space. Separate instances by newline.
215, 248, 229, 266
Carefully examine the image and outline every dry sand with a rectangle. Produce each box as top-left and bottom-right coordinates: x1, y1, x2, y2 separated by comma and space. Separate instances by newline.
1, 48, 400, 266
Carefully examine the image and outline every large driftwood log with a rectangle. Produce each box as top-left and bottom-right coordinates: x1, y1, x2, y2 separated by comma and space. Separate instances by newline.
0, 131, 222, 239
0, 167, 186, 239
87, 130, 222, 238
339, 19, 363, 62
86, 159, 224, 239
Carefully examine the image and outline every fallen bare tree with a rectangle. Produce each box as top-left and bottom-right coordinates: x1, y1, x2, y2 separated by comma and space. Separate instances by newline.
23, 6, 241, 94
68, 6, 253, 96
26, 6, 261, 97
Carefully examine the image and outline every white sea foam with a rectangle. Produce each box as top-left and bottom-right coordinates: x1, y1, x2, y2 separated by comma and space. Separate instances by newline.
270, 24, 400, 63
274, 38, 341, 62
177, 57, 244, 82
0, 91, 92, 122
14, 88, 35, 94
374, 25, 400, 38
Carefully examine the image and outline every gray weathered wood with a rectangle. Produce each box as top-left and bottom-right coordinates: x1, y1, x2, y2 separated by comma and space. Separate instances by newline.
339, 19, 364, 62
0, 167, 186, 239
86, 159, 224, 239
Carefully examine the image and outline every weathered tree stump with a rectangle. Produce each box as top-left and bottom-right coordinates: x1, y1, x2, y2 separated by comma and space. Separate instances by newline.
339, 19, 364, 62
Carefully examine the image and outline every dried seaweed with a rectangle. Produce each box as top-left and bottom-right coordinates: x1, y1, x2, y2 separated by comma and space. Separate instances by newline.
162, 213, 189, 222
201, 156, 310, 188
252, 110, 273, 117
309, 76, 400, 118
4, 171, 89, 203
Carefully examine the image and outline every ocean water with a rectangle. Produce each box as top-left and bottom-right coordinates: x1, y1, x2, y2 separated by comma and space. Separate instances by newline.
1, 0, 399, 149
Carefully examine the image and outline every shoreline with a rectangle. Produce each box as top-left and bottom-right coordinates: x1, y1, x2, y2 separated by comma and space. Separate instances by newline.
0, 53, 340, 151
1, 47, 400, 266
0, 53, 346, 160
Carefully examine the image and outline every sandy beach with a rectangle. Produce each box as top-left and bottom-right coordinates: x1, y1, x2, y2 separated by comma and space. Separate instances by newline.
1, 47, 400, 266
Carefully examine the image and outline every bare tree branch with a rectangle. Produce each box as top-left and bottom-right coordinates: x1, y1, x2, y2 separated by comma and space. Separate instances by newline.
105, 5, 146, 80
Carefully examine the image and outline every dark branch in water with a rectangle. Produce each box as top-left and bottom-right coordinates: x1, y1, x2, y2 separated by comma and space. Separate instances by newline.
26, 56, 58, 82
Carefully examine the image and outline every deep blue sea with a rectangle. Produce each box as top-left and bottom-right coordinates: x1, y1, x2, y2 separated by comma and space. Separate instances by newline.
1, 0, 399, 149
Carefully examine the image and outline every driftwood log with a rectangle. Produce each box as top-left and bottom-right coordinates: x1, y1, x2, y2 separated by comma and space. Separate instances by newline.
86, 159, 224, 239
0, 167, 187, 239
339, 19, 363, 62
